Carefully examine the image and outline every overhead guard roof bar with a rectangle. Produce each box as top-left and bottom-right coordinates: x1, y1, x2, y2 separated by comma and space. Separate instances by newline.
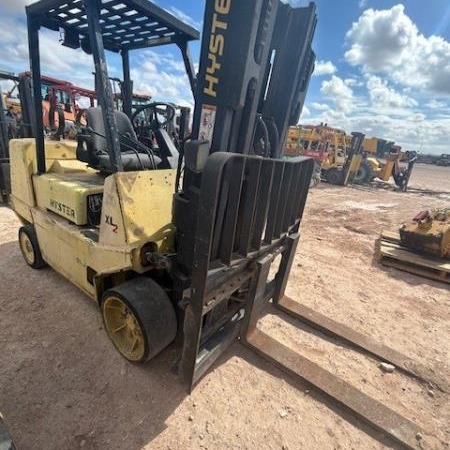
26, 0, 199, 52
25, 0, 200, 174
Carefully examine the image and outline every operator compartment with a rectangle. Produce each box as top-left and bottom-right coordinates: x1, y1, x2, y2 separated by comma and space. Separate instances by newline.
33, 170, 104, 226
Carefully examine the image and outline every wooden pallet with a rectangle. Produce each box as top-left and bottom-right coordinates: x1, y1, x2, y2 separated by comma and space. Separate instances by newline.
378, 230, 450, 284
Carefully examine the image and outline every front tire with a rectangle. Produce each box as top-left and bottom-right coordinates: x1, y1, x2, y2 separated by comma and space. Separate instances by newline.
101, 277, 177, 363
354, 161, 374, 184
18, 224, 47, 269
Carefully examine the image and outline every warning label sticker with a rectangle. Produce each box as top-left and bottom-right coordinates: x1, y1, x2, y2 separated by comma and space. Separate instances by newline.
198, 104, 217, 145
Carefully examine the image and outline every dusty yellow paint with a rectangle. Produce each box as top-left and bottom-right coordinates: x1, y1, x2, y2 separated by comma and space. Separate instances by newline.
400, 211, 450, 259
10, 138, 177, 301
10, 139, 90, 220
10, 139, 37, 222
100, 170, 176, 249
48, 159, 96, 174
32, 207, 132, 298
117, 170, 175, 244
99, 175, 127, 247
33, 172, 104, 225
366, 158, 397, 182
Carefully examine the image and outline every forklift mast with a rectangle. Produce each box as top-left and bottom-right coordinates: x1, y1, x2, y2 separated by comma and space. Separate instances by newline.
173, 0, 317, 389
175, 0, 317, 273
192, 0, 316, 158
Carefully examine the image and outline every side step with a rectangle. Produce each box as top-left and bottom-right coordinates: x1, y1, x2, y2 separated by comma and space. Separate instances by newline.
378, 231, 450, 284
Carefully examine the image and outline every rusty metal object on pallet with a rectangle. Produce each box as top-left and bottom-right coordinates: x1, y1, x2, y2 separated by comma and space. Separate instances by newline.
400, 209, 450, 259
379, 230, 450, 284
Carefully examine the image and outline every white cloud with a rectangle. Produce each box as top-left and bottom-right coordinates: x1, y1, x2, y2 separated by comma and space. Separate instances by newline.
300, 106, 310, 118
0, 18, 94, 85
407, 112, 426, 122
130, 51, 194, 107
345, 4, 450, 94
426, 99, 447, 109
344, 77, 363, 87
311, 102, 329, 111
313, 60, 337, 76
1, 1, 31, 14
320, 76, 355, 114
282, 0, 303, 6
366, 75, 417, 109
0, 13, 193, 108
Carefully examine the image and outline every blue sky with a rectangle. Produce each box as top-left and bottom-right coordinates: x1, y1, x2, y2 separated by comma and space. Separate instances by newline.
1, 0, 449, 153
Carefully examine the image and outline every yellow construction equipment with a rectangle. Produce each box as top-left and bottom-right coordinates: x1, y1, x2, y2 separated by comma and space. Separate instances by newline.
285, 126, 418, 191
379, 208, 450, 284
283, 124, 365, 186
400, 209, 450, 259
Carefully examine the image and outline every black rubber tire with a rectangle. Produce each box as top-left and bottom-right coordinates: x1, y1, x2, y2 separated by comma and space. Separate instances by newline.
18, 224, 47, 269
101, 277, 177, 363
354, 161, 373, 184
325, 168, 344, 185
48, 104, 65, 138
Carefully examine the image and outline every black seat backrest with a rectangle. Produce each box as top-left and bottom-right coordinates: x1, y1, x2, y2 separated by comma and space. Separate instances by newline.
84, 107, 137, 152
76, 107, 162, 172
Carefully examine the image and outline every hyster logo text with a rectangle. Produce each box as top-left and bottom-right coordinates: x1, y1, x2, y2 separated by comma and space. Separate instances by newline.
50, 199, 75, 218
204, 0, 231, 98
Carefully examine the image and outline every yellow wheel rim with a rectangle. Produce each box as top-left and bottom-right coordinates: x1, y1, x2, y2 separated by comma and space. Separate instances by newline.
19, 232, 35, 266
102, 297, 146, 362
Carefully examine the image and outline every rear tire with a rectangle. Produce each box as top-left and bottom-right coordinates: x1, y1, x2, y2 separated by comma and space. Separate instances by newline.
101, 277, 177, 363
18, 224, 47, 269
325, 168, 343, 185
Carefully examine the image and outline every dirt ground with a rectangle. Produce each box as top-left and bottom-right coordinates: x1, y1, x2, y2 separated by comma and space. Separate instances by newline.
0, 164, 449, 450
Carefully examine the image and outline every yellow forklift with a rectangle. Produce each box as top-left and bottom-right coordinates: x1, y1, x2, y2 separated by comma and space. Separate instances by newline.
321, 131, 365, 185
7, 1, 440, 448
11, 0, 316, 388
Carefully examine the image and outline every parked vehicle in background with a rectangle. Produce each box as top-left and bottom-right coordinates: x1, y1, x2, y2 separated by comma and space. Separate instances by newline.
436, 154, 450, 166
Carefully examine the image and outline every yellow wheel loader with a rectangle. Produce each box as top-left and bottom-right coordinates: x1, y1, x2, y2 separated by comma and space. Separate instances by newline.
6, 1, 441, 448
357, 149, 418, 192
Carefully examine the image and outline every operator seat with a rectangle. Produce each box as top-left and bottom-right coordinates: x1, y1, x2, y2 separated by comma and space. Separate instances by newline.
76, 107, 161, 172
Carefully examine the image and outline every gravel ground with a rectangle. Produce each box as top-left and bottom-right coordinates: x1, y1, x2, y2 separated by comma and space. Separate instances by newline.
0, 163, 449, 450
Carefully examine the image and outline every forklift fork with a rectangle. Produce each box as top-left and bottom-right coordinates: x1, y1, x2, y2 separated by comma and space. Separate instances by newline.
241, 237, 434, 450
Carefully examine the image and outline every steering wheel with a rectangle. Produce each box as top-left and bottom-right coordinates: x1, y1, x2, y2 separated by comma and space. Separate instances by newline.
131, 102, 176, 143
